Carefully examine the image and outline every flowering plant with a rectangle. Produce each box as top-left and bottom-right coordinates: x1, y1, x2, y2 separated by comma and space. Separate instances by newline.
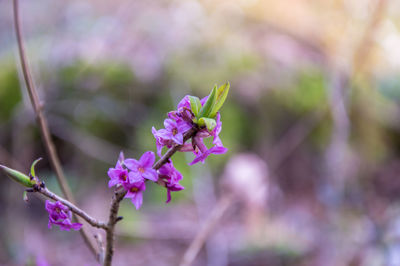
0, 83, 229, 266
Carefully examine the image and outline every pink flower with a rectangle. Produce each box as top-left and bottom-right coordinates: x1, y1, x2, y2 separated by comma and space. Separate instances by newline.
167, 95, 194, 125
107, 160, 129, 188
189, 145, 228, 165
123, 177, 146, 210
45, 201, 82, 231
152, 118, 191, 148
158, 162, 184, 203
163, 118, 192, 145
125, 151, 158, 182
151, 118, 191, 156
159, 161, 183, 185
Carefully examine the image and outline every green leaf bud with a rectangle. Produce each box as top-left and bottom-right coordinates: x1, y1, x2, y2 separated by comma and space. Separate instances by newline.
0, 165, 35, 188
198, 117, 217, 131
209, 82, 229, 118
198, 85, 217, 118
189, 96, 201, 117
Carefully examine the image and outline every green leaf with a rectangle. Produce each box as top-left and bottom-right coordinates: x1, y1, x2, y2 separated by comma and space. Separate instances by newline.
209, 82, 230, 118
0, 165, 34, 187
198, 85, 217, 118
30, 157, 42, 178
198, 117, 217, 131
189, 96, 201, 117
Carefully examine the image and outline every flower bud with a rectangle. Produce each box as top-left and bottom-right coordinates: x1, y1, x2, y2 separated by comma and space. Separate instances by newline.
189, 96, 201, 117
0, 165, 35, 188
198, 117, 217, 131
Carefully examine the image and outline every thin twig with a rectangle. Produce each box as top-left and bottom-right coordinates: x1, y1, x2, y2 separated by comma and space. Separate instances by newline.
12, 0, 99, 259
104, 188, 127, 266
103, 127, 198, 266
353, 0, 388, 75
38, 187, 108, 230
180, 194, 233, 266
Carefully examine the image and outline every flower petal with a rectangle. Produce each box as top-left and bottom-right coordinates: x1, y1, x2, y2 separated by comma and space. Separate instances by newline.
131, 192, 143, 210
128, 171, 143, 183
179, 143, 194, 152
157, 129, 172, 139
177, 122, 191, 133
108, 178, 120, 188
142, 168, 158, 181
139, 151, 155, 168
210, 146, 228, 154
166, 189, 172, 203
124, 159, 140, 171
172, 133, 183, 145
164, 119, 176, 130
189, 152, 210, 165
71, 223, 83, 231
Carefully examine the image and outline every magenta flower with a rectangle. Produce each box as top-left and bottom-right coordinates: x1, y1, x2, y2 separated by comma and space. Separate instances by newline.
210, 112, 223, 146
107, 160, 129, 188
123, 178, 146, 209
125, 151, 158, 181
189, 146, 228, 165
152, 127, 174, 157
152, 118, 191, 156
178, 95, 191, 110
158, 161, 183, 185
163, 118, 191, 145
45, 200, 82, 231
168, 95, 195, 125
158, 162, 184, 203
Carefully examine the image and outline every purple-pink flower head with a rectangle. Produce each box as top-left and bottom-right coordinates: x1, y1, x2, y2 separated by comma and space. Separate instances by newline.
151, 118, 191, 156
125, 151, 158, 182
210, 112, 223, 146
152, 127, 174, 157
107, 160, 129, 188
189, 135, 228, 165
45, 200, 82, 231
163, 118, 191, 145
158, 161, 184, 203
168, 95, 195, 124
123, 178, 146, 209
178, 95, 191, 110
158, 161, 183, 185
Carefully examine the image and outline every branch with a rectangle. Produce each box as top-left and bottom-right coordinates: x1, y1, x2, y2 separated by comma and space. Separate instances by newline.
12, 0, 99, 259
180, 194, 233, 266
38, 187, 108, 230
103, 127, 198, 266
104, 189, 127, 266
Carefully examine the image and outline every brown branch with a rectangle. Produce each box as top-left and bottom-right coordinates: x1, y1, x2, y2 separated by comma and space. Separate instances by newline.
12, 0, 99, 259
103, 188, 127, 266
353, 0, 388, 75
38, 187, 108, 230
180, 194, 233, 266
103, 127, 198, 266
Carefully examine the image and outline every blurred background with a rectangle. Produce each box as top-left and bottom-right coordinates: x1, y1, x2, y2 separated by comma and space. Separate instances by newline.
1, 0, 400, 265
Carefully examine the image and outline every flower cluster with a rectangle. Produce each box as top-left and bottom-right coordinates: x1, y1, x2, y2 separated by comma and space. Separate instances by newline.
108, 151, 157, 209
45, 200, 82, 231
153, 92, 228, 165
108, 83, 229, 209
